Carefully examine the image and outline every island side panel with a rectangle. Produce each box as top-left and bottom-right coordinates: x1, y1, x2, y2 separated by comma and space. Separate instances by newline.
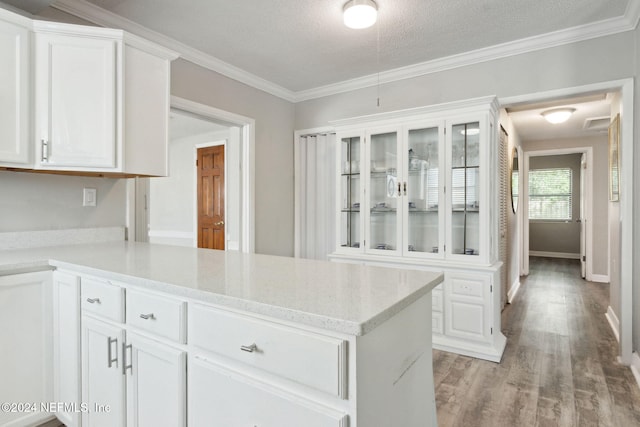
355, 292, 436, 427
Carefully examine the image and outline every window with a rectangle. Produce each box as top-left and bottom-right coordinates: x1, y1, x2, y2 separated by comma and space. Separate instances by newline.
528, 168, 572, 220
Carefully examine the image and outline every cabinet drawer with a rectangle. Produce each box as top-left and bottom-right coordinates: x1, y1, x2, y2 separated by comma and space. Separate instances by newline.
81, 277, 124, 322
189, 356, 348, 427
126, 289, 186, 344
189, 304, 347, 399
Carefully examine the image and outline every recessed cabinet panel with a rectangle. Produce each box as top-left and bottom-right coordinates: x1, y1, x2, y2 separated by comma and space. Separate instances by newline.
0, 19, 29, 165
35, 34, 117, 168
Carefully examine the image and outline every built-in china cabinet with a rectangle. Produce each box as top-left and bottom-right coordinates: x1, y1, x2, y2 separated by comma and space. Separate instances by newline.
331, 97, 506, 362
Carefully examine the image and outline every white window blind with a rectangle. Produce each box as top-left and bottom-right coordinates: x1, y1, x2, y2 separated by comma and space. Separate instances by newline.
528, 168, 572, 220
451, 168, 478, 208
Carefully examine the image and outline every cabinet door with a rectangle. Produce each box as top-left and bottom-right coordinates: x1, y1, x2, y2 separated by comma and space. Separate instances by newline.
446, 118, 484, 261
0, 18, 30, 165
35, 33, 117, 169
189, 356, 348, 427
403, 122, 445, 258
53, 271, 82, 427
126, 332, 186, 427
337, 132, 364, 253
82, 317, 126, 427
0, 272, 52, 427
444, 273, 492, 343
366, 127, 402, 255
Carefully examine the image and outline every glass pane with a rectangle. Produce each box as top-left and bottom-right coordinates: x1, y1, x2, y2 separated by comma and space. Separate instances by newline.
451, 122, 480, 256
407, 127, 439, 254
340, 136, 361, 248
369, 131, 398, 251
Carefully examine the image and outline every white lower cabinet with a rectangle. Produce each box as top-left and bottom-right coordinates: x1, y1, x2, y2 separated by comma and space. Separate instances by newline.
0, 271, 52, 427
81, 316, 126, 427
126, 333, 186, 427
76, 276, 187, 427
52, 271, 82, 427
445, 273, 492, 341
189, 356, 347, 427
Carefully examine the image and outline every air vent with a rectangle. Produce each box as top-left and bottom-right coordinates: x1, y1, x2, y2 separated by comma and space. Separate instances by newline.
583, 116, 610, 132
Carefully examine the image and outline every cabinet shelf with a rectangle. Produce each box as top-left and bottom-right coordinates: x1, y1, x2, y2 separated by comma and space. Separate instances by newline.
341, 172, 360, 177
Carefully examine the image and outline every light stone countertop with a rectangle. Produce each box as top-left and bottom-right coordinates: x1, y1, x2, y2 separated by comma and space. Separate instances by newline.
0, 241, 443, 336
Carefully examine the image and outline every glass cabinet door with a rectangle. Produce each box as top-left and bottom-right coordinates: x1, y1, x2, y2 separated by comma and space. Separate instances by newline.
405, 125, 442, 256
339, 136, 362, 249
368, 130, 399, 253
450, 121, 480, 256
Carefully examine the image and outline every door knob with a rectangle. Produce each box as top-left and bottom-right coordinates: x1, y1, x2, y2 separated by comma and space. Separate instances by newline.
214, 220, 225, 226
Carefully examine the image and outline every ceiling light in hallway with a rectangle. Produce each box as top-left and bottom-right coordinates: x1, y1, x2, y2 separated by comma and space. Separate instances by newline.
541, 108, 576, 124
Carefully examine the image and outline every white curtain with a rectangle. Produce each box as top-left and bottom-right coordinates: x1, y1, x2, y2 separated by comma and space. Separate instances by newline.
296, 133, 336, 260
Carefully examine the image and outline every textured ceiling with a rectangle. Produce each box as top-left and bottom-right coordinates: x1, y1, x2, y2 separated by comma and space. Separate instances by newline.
21, 0, 630, 92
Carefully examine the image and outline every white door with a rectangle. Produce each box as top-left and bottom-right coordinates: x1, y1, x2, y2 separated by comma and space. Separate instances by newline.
126, 333, 186, 427
580, 153, 586, 278
52, 271, 82, 427
35, 33, 117, 168
82, 316, 126, 427
0, 19, 30, 165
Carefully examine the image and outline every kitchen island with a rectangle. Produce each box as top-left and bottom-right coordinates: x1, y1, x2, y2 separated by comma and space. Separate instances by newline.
0, 242, 442, 427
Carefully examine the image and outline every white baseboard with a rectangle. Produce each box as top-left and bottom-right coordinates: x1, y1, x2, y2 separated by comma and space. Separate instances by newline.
590, 274, 610, 283
148, 230, 194, 239
529, 251, 580, 259
507, 279, 521, 303
631, 352, 640, 391
605, 306, 620, 342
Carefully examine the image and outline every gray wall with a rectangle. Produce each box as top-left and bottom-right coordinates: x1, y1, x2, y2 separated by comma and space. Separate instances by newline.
527, 154, 583, 255
170, 59, 296, 256
0, 171, 126, 232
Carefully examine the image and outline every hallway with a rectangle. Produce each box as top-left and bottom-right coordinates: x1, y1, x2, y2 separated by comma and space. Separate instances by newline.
433, 257, 640, 426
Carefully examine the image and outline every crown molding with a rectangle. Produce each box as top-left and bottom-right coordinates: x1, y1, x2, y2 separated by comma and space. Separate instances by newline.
295, 7, 640, 102
0, 3, 35, 26
51, 0, 296, 102
51, 0, 638, 104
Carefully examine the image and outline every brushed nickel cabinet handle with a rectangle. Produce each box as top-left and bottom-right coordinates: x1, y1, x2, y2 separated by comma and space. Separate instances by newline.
41, 139, 48, 162
107, 337, 118, 368
240, 343, 258, 353
139, 313, 155, 320
86, 298, 100, 304
122, 343, 132, 375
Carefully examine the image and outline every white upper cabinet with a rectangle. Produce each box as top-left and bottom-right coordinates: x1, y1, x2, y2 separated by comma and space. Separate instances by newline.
33, 21, 178, 175
0, 11, 30, 166
0, 7, 178, 176
35, 31, 118, 169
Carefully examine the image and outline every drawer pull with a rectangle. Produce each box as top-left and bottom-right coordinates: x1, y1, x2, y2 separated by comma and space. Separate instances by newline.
139, 313, 155, 320
122, 343, 132, 375
86, 297, 101, 304
107, 337, 118, 368
240, 343, 258, 353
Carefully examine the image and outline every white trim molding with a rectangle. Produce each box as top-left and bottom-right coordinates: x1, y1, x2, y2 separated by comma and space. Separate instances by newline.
507, 279, 521, 304
171, 96, 255, 253
590, 274, 610, 284
50, 0, 640, 103
529, 251, 580, 260
606, 306, 620, 342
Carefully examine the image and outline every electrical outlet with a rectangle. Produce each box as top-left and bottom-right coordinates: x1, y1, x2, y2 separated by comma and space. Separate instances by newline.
83, 188, 97, 207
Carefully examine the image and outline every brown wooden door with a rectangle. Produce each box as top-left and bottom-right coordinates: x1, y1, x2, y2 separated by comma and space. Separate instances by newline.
197, 145, 225, 250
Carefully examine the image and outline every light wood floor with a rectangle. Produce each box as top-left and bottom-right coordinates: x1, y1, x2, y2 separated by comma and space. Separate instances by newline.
433, 257, 640, 427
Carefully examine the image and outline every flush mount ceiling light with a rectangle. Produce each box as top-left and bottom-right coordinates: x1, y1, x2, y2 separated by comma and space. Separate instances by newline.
343, 0, 378, 29
541, 108, 576, 124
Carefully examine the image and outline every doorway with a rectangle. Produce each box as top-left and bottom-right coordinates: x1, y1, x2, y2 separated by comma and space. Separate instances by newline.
130, 97, 256, 253
500, 78, 634, 365
524, 150, 591, 280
